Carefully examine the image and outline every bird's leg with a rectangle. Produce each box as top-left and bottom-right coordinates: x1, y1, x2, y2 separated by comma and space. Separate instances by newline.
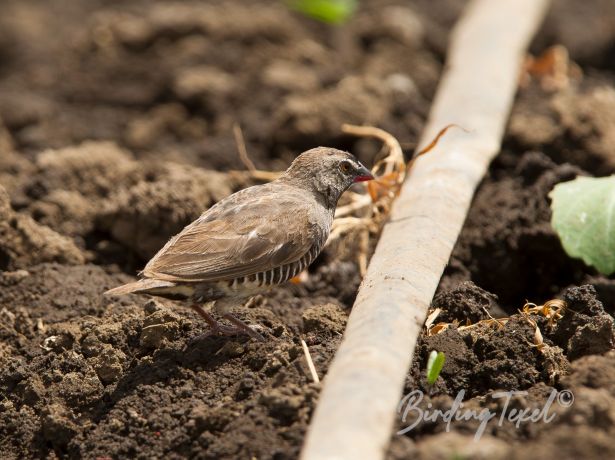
190, 304, 264, 341
190, 304, 225, 332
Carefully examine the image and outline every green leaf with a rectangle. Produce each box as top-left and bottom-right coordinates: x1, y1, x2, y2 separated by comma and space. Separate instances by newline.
287, 0, 358, 24
426, 350, 445, 385
550, 175, 615, 275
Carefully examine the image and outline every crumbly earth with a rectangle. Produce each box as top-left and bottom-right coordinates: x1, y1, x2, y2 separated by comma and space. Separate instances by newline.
1, 1, 614, 459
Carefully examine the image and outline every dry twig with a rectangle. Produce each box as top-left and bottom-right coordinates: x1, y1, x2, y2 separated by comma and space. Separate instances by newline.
301, 339, 321, 384
230, 123, 282, 181
232, 123, 256, 172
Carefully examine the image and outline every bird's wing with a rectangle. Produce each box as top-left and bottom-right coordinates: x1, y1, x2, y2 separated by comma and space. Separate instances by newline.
142, 187, 322, 282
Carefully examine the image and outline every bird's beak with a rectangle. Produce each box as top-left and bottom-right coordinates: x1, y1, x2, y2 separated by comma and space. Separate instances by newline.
353, 164, 374, 183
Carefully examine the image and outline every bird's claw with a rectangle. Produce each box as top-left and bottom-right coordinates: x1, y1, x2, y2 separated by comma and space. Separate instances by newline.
190, 304, 265, 341
221, 314, 266, 341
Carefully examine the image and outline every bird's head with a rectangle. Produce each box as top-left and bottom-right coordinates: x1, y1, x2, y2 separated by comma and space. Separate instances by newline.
280, 147, 374, 206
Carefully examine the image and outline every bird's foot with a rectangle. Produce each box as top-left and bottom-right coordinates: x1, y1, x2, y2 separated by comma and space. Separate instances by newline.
222, 313, 265, 341
190, 305, 265, 341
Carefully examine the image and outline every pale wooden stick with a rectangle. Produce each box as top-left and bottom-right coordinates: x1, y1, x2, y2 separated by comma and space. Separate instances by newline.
301, 0, 550, 459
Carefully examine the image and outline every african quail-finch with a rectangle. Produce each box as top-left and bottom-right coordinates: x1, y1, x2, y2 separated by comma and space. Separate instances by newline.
105, 147, 373, 340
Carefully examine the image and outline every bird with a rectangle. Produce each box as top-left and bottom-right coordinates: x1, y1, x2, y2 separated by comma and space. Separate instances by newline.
105, 147, 374, 340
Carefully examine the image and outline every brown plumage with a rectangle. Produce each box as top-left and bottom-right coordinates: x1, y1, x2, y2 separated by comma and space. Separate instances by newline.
105, 147, 373, 340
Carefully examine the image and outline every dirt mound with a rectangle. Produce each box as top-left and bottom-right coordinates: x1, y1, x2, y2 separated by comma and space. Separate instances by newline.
445, 150, 587, 307
0, 186, 85, 270
416, 283, 613, 397
509, 81, 615, 174
98, 162, 233, 260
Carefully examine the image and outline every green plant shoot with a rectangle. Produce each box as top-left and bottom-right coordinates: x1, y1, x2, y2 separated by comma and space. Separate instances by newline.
550, 175, 615, 275
426, 350, 445, 385
286, 0, 358, 24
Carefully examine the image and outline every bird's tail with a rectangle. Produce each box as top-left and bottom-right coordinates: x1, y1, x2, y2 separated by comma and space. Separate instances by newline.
104, 278, 177, 296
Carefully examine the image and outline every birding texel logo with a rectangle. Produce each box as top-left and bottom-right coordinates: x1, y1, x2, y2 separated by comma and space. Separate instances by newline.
396, 388, 574, 441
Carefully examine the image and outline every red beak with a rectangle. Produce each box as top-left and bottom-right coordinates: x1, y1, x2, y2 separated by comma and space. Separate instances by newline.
353, 164, 374, 183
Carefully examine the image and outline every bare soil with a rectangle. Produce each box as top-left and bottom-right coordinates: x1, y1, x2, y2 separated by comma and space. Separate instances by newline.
1, 1, 614, 459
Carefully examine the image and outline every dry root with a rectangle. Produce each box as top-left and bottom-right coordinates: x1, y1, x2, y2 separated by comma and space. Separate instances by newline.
520, 45, 582, 91
522, 299, 566, 329
426, 298, 568, 355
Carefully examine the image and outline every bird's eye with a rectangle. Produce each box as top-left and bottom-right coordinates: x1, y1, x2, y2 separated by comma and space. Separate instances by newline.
339, 161, 352, 174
